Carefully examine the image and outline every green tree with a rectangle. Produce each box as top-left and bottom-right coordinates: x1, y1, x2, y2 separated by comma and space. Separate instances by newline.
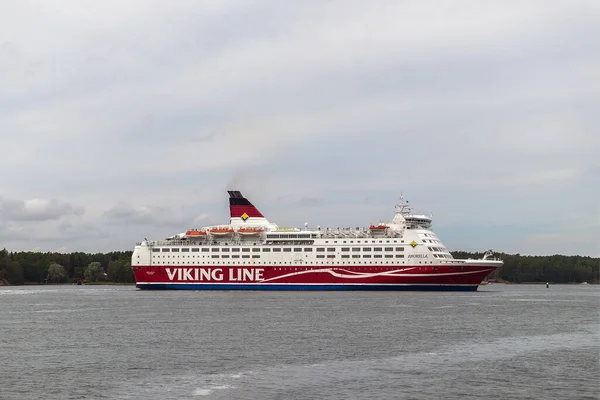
4, 260, 25, 285
107, 260, 135, 283
47, 263, 68, 283
84, 261, 105, 282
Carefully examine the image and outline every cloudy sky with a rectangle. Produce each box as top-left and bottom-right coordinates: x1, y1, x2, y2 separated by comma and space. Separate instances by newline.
0, 0, 598, 256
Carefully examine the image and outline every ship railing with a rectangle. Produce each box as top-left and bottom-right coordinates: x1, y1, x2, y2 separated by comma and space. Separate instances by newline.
318, 230, 403, 239
141, 239, 271, 247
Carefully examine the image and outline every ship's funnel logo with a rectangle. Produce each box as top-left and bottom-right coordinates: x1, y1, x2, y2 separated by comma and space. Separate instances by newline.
410, 241, 417, 248
241, 213, 249, 221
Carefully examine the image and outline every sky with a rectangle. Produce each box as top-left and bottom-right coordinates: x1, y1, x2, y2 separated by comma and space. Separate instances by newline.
0, 0, 598, 256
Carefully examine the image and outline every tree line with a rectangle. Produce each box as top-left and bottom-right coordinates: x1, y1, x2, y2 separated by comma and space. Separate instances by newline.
0, 248, 598, 285
0, 248, 134, 285
452, 251, 599, 284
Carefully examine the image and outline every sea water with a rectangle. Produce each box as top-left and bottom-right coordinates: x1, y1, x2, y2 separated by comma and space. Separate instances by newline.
0, 284, 598, 399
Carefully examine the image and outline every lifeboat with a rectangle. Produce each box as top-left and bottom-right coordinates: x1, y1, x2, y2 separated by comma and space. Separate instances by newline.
369, 224, 387, 231
185, 229, 207, 237
237, 227, 264, 235
209, 227, 234, 236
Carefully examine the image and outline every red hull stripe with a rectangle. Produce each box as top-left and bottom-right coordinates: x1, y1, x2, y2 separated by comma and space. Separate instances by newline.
133, 265, 497, 286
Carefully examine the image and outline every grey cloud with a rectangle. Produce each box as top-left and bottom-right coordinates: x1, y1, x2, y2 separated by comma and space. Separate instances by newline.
274, 195, 322, 206
0, 1, 598, 256
102, 202, 213, 229
0, 197, 84, 222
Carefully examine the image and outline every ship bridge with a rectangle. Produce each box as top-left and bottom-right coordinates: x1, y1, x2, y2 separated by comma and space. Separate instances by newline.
404, 214, 432, 229
388, 195, 433, 230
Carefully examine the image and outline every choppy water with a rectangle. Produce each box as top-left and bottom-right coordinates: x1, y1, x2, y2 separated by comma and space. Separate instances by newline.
0, 284, 598, 400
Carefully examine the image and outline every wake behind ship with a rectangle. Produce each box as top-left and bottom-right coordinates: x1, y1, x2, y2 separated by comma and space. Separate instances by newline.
131, 191, 503, 291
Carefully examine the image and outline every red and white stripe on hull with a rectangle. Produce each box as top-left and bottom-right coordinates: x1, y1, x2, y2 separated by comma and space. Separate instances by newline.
132, 264, 497, 288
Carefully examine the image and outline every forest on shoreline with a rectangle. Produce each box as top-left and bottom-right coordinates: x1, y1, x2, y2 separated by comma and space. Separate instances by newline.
0, 248, 598, 285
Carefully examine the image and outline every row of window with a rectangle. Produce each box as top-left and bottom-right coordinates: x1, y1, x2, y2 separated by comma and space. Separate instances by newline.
427, 246, 447, 252
164, 254, 409, 259
207, 254, 259, 258
149, 260, 434, 266
316, 254, 405, 259
266, 234, 315, 239
153, 246, 408, 253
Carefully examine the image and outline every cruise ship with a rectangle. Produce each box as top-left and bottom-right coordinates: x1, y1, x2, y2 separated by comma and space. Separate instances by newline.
131, 191, 503, 291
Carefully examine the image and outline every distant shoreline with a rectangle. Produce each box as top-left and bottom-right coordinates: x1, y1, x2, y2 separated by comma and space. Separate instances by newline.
1, 250, 598, 286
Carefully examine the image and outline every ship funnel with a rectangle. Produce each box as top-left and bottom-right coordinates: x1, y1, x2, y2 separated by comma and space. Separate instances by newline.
228, 190, 269, 226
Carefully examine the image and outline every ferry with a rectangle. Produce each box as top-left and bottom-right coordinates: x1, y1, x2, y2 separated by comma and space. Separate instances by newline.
131, 191, 503, 291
